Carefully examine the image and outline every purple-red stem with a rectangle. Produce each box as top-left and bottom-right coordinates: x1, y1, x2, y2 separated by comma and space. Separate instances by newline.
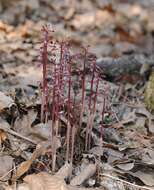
41, 27, 49, 122
79, 48, 87, 127
51, 67, 58, 172
66, 61, 72, 162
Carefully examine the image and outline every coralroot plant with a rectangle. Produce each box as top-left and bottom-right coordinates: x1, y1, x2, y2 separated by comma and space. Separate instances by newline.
39, 25, 108, 172
40, 26, 49, 123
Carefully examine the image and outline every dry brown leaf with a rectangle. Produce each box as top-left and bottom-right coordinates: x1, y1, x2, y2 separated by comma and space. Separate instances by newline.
142, 149, 154, 165
136, 107, 154, 133
23, 172, 68, 190
0, 155, 14, 180
55, 162, 72, 179
122, 110, 136, 124
64, 7, 75, 20
0, 119, 10, 130
133, 171, 154, 187
17, 183, 30, 190
98, 148, 124, 163
0, 129, 7, 145
6, 182, 104, 190
20, 0, 39, 10
0, 118, 37, 148
95, 10, 113, 27
30, 123, 50, 141
115, 161, 134, 171
5, 183, 30, 190
13, 163, 71, 188
13, 160, 32, 181
16, 65, 42, 88
70, 164, 97, 186
12, 143, 47, 181
0, 91, 14, 111
71, 12, 95, 29
13, 109, 37, 137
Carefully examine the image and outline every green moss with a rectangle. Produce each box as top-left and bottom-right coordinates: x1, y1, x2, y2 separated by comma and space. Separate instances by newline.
145, 70, 154, 113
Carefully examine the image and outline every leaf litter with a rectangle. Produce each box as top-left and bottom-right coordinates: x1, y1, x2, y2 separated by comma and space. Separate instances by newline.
0, 0, 154, 190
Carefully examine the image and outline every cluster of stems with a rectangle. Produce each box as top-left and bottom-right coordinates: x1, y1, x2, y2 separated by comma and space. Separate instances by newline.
40, 26, 79, 171
85, 54, 101, 151
40, 26, 106, 171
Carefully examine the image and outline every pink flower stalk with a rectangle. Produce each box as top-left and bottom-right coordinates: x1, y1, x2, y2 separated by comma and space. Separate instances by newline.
66, 59, 72, 163
40, 26, 49, 122
51, 41, 71, 171
51, 64, 60, 172
79, 47, 87, 127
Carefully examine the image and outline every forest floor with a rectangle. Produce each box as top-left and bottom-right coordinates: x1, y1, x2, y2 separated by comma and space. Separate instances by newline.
0, 0, 154, 190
